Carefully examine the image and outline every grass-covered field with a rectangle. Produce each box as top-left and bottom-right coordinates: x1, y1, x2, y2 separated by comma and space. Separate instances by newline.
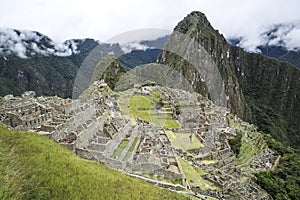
0, 125, 190, 200
112, 139, 129, 159
119, 92, 179, 129
178, 158, 219, 191
166, 130, 203, 151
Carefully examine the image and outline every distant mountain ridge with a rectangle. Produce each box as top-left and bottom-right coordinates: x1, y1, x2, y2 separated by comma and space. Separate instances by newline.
0, 27, 81, 58
0, 28, 166, 97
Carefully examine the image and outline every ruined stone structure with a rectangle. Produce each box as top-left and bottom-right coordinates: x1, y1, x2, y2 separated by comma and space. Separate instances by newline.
0, 81, 277, 199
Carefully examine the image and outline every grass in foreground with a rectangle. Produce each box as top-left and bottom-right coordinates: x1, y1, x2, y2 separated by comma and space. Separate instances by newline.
0, 125, 189, 200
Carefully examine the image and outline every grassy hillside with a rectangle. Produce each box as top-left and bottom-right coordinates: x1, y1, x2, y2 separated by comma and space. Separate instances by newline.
0, 125, 189, 200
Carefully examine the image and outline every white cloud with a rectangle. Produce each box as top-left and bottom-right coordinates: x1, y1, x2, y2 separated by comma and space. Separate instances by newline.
14, 43, 27, 58
284, 28, 300, 50
120, 42, 150, 54
0, 0, 299, 50
234, 23, 300, 52
0, 27, 79, 58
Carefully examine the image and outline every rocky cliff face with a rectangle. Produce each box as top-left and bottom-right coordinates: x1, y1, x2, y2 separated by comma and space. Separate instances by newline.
158, 11, 300, 148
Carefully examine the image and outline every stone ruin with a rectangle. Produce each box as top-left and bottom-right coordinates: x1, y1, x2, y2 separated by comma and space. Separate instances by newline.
0, 82, 278, 199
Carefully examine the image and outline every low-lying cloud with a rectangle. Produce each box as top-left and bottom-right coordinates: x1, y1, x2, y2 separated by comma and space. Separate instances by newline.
0, 27, 79, 58
119, 42, 151, 54
233, 22, 300, 52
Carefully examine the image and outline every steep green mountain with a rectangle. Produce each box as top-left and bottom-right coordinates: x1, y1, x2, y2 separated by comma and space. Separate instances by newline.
0, 54, 77, 97
157, 11, 300, 149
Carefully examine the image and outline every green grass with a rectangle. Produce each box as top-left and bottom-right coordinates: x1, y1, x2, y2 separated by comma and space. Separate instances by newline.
237, 132, 266, 168
120, 93, 179, 129
129, 95, 153, 109
166, 131, 203, 151
151, 116, 180, 129
0, 125, 190, 200
149, 90, 161, 104
123, 135, 141, 161
128, 135, 141, 153
179, 158, 219, 190
112, 140, 129, 159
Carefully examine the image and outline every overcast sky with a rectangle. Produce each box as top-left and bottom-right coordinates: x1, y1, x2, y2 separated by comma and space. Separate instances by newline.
1, 0, 300, 50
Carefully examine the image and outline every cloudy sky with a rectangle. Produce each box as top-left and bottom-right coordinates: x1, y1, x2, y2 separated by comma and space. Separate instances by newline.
0, 0, 300, 51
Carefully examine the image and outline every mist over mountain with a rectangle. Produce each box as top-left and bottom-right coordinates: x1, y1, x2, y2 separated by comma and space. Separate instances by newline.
0, 28, 167, 97
228, 23, 300, 68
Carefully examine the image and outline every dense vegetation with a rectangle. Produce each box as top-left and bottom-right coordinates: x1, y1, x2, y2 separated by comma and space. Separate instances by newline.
0, 54, 78, 98
227, 131, 242, 155
227, 118, 300, 199
255, 134, 300, 200
0, 125, 189, 200
230, 48, 300, 149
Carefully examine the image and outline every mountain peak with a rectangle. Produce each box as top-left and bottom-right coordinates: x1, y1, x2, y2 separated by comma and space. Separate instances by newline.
174, 11, 213, 35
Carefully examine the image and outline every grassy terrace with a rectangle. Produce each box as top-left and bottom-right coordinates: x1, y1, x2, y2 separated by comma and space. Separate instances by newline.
123, 134, 141, 161
166, 130, 203, 151
128, 135, 140, 153
179, 158, 219, 191
112, 139, 129, 159
228, 117, 267, 169
119, 91, 179, 129
0, 125, 190, 200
